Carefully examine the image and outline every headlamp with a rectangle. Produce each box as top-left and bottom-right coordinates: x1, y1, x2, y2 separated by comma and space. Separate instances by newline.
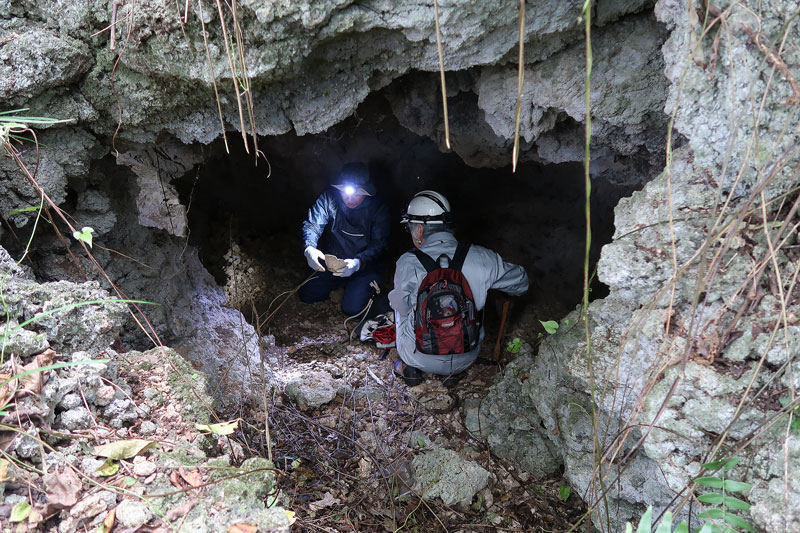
344, 185, 356, 196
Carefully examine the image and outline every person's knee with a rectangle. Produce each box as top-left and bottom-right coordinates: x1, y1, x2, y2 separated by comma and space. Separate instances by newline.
341, 299, 366, 317
298, 284, 327, 304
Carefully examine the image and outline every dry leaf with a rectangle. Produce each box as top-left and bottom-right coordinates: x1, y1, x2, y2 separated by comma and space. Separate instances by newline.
169, 470, 183, 488
96, 459, 120, 477
93, 439, 157, 460
103, 508, 116, 532
69, 494, 107, 520
0, 373, 12, 411
179, 466, 203, 488
165, 499, 197, 521
0, 458, 8, 482
0, 430, 15, 453
27, 508, 44, 528
194, 419, 239, 435
227, 523, 257, 533
20, 349, 57, 394
143, 472, 157, 485
44, 466, 82, 508
309, 491, 340, 512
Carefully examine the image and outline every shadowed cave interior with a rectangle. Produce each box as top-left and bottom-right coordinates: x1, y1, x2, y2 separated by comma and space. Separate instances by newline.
174, 93, 641, 344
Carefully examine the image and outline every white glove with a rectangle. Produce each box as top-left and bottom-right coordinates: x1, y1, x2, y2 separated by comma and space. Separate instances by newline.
304, 246, 325, 272
333, 258, 360, 277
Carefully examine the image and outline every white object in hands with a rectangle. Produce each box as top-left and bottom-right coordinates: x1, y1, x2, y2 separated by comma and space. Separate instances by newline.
324, 254, 347, 273
304, 246, 325, 272
333, 258, 360, 277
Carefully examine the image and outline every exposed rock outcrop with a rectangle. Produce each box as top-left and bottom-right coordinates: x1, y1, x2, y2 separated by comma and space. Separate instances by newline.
474, 0, 800, 530
0, 244, 290, 531
2, 0, 666, 171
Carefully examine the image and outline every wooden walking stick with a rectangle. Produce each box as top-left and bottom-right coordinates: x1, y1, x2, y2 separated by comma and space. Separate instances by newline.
492, 299, 512, 362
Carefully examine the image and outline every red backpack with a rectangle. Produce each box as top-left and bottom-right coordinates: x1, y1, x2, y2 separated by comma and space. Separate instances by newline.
411, 243, 481, 355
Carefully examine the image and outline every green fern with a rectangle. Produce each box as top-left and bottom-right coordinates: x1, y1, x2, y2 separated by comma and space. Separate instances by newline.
625, 457, 753, 533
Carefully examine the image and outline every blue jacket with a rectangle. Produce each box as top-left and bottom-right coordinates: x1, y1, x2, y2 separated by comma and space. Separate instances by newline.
302, 188, 390, 269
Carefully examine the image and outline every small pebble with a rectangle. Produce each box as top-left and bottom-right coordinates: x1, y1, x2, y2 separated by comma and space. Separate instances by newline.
69, 494, 107, 519
116, 500, 153, 528
81, 457, 105, 475
58, 392, 82, 410
133, 461, 157, 477
4, 494, 27, 506
95, 385, 116, 406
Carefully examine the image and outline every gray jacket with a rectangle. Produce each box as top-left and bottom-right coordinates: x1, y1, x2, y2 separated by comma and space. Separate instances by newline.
389, 231, 529, 375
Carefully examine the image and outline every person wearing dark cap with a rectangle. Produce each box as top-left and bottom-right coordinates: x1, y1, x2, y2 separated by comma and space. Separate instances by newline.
299, 162, 391, 316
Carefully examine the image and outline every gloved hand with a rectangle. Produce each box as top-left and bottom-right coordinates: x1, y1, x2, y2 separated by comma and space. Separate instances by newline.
304, 246, 325, 272
333, 258, 360, 277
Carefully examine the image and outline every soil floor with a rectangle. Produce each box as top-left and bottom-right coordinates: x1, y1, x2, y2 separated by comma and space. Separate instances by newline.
232, 284, 589, 533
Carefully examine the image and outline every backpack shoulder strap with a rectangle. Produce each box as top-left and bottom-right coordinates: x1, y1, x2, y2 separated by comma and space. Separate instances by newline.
410, 249, 438, 273
449, 243, 471, 271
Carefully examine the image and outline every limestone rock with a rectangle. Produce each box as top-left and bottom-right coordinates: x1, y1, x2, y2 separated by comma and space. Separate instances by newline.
284, 372, 337, 410
116, 500, 153, 529
476, 12, 668, 170
464, 352, 561, 478
412, 448, 490, 508
116, 141, 202, 237
58, 407, 93, 431
0, 21, 91, 102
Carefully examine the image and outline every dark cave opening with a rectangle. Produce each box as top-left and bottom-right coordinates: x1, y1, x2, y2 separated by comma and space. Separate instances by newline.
175, 94, 640, 340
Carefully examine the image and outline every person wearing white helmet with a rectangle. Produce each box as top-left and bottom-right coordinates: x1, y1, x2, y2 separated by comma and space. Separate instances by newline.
300, 162, 390, 316
388, 190, 528, 387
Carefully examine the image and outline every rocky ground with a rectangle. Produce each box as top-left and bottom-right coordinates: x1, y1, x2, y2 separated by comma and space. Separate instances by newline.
0, 239, 588, 532
260, 294, 587, 532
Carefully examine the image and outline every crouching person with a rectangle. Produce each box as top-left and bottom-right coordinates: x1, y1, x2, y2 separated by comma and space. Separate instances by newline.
389, 191, 528, 387
299, 162, 390, 317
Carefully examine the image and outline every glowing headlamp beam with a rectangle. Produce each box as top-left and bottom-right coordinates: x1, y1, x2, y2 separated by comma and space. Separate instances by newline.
344, 185, 356, 196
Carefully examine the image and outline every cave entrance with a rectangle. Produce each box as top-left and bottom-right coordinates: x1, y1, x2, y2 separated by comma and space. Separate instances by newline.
175, 93, 637, 351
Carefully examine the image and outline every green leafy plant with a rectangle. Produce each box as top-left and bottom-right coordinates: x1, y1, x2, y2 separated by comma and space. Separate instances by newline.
72, 226, 95, 248
624, 458, 753, 533
559, 485, 571, 502
625, 507, 689, 533
507, 337, 523, 353
9, 500, 31, 522
0, 108, 68, 147
694, 457, 753, 532
540, 320, 559, 335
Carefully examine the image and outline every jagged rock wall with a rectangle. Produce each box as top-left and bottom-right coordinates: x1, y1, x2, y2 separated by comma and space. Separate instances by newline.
471, 1, 800, 531
1, 0, 663, 167
388, 10, 669, 176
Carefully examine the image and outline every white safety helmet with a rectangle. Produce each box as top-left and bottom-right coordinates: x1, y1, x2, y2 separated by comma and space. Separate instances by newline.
402, 190, 452, 224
